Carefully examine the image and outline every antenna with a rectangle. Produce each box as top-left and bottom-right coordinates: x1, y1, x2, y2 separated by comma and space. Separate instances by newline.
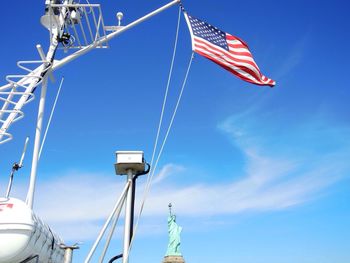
19, 137, 29, 167
117, 12, 124, 26
5, 137, 29, 198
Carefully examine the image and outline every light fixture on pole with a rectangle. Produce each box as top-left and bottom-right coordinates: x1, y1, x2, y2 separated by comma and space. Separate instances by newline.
114, 151, 150, 263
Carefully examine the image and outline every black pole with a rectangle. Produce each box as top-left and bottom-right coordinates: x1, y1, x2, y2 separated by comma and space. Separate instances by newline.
130, 177, 136, 243
129, 163, 150, 242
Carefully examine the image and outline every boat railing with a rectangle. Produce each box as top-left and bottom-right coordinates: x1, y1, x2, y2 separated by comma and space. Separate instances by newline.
43, 3, 109, 50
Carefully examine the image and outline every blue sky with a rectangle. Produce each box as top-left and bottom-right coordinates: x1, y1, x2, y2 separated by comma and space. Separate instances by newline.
1, 0, 350, 262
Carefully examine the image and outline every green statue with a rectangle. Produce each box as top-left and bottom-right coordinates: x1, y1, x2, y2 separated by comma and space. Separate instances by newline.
166, 203, 182, 256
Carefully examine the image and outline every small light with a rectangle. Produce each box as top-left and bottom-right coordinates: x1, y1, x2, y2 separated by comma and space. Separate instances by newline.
116, 12, 124, 26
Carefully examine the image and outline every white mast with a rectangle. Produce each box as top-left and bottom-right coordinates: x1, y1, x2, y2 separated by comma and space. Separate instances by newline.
26, 0, 78, 208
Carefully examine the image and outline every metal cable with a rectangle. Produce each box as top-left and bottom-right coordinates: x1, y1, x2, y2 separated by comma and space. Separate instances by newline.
148, 52, 194, 187
127, 52, 194, 260
125, 6, 182, 258
38, 77, 64, 160
147, 6, 182, 189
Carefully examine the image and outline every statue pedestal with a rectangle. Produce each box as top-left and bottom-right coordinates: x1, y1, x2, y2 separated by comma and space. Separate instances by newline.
162, 255, 185, 263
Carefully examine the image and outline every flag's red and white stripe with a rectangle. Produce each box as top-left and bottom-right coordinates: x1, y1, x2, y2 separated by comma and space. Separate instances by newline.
193, 34, 275, 87
184, 12, 275, 87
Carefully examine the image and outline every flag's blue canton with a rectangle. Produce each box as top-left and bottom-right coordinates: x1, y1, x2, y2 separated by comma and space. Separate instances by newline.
189, 16, 228, 51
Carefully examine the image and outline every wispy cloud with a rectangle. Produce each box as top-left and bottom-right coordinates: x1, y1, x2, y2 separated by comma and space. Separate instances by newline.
143, 110, 349, 219
4, 110, 349, 241
151, 163, 185, 185
273, 33, 309, 80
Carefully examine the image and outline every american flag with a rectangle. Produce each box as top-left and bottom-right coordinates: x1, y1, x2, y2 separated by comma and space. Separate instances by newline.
184, 14, 276, 87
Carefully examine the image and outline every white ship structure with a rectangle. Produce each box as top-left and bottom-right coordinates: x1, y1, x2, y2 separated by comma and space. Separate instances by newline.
0, 1, 180, 262
0, 1, 274, 261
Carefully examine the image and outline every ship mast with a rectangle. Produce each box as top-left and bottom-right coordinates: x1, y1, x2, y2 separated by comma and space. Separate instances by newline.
0, 0, 181, 209
0, 1, 181, 262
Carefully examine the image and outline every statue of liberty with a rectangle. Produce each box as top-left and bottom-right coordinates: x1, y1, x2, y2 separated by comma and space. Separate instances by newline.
165, 203, 182, 256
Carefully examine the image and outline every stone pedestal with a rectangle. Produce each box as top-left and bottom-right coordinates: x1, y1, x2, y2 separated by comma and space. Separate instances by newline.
162, 255, 185, 263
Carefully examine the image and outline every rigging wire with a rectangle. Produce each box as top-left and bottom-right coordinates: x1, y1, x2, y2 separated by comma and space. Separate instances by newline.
130, 3, 181, 245
125, 6, 183, 258
123, 8, 182, 255
128, 52, 195, 261
148, 6, 182, 188
127, 51, 195, 260
139, 6, 182, 214
38, 77, 64, 160
148, 52, 194, 186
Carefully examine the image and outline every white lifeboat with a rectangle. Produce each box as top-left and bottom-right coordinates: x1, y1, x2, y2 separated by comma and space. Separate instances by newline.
0, 197, 65, 263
